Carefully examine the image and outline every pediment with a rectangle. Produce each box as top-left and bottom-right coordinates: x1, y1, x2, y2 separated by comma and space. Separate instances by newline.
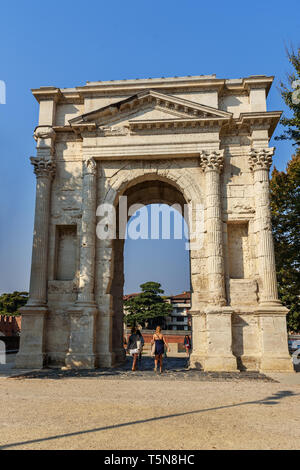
69, 90, 232, 132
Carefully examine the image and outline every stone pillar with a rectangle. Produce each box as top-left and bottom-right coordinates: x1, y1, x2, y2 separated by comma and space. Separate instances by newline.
65, 158, 98, 369
249, 148, 293, 372
28, 158, 56, 304
249, 148, 280, 305
200, 150, 226, 306
15, 156, 55, 369
190, 151, 237, 371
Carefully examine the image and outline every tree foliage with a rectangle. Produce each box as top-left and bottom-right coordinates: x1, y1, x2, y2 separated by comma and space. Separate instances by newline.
270, 152, 300, 331
271, 47, 300, 332
0, 291, 28, 316
124, 282, 173, 327
275, 47, 300, 146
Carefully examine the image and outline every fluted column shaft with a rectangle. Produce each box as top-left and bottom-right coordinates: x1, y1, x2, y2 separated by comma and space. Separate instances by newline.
200, 151, 226, 306
249, 148, 279, 305
28, 158, 55, 305
77, 158, 97, 304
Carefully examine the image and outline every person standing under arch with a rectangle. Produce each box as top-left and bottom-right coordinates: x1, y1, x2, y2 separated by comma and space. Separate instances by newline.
151, 326, 170, 373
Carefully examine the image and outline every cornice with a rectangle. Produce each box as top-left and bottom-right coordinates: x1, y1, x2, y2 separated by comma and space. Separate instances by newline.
31, 75, 275, 103
52, 110, 281, 140
32, 87, 63, 103
129, 117, 228, 132
237, 111, 282, 138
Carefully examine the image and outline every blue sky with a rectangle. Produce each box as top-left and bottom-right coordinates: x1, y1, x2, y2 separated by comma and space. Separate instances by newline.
0, 0, 299, 296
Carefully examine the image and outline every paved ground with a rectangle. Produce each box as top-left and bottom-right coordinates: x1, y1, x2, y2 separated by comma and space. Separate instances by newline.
0, 356, 299, 450
11, 357, 277, 382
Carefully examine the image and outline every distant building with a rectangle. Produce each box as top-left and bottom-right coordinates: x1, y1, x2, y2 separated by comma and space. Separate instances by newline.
165, 292, 191, 331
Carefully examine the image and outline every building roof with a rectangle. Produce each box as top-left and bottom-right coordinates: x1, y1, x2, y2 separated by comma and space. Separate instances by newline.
123, 293, 140, 301
170, 292, 191, 301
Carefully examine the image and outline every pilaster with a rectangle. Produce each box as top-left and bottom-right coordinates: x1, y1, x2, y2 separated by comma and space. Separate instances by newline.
65, 157, 98, 369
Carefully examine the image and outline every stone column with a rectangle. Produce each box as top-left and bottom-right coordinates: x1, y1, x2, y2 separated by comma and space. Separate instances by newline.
15, 157, 55, 369
200, 150, 226, 306
190, 151, 237, 371
249, 148, 293, 372
249, 148, 280, 305
28, 158, 56, 304
65, 157, 98, 369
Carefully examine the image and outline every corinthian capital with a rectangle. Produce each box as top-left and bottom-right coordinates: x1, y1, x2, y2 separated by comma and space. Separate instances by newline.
199, 150, 224, 173
249, 148, 274, 172
83, 157, 97, 177
30, 157, 56, 178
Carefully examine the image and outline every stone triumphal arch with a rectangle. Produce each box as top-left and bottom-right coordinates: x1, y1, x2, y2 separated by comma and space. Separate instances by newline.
16, 75, 293, 372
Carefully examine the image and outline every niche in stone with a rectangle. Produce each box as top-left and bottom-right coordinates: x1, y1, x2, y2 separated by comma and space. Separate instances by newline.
55, 225, 77, 280
227, 222, 250, 279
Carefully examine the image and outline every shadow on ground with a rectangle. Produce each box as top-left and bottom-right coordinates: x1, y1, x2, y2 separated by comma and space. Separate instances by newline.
11, 356, 276, 382
0, 389, 298, 450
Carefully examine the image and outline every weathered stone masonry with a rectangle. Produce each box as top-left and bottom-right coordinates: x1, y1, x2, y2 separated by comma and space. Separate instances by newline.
16, 75, 293, 372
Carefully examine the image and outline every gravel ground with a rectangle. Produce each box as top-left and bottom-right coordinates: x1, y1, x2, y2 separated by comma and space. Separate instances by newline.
0, 359, 299, 450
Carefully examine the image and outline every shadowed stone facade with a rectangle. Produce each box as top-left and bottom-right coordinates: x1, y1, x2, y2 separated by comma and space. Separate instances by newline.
16, 75, 293, 372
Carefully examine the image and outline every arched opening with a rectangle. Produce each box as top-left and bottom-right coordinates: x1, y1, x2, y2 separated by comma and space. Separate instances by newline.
109, 177, 192, 364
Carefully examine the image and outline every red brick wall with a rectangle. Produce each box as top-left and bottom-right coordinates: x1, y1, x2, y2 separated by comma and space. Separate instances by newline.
0, 315, 21, 336
125, 329, 190, 344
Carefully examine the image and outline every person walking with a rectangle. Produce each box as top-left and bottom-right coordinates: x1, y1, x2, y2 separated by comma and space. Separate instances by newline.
184, 335, 192, 357
126, 326, 141, 371
151, 326, 170, 373
136, 329, 144, 362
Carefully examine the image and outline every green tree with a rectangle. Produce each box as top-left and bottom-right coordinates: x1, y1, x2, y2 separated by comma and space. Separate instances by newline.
270, 152, 300, 331
124, 282, 173, 327
0, 291, 28, 316
271, 47, 300, 332
275, 47, 300, 146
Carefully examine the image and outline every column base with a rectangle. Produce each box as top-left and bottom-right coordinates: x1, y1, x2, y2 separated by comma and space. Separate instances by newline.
15, 304, 48, 369
65, 353, 96, 369
259, 356, 295, 373
113, 348, 126, 366
65, 303, 98, 369
14, 353, 46, 369
236, 355, 260, 371
189, 354, 205, 370
189, 354, 238, 372
255, 305, 294, 373
96, 352, 116, 368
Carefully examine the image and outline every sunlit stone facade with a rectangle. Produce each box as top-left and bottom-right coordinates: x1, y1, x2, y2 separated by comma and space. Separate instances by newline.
16, 75, 293, 372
